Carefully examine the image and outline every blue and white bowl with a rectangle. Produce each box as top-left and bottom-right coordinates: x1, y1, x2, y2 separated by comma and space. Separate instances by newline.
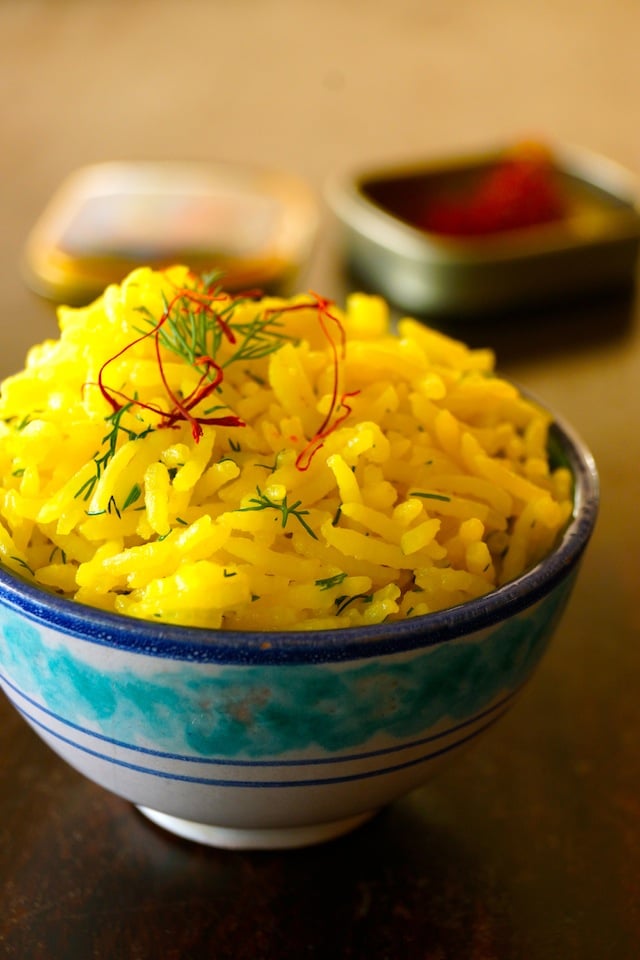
0, 415, 598, 849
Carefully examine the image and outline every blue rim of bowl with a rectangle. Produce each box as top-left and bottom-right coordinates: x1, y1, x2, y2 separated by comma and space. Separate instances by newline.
0, 415, 598, 666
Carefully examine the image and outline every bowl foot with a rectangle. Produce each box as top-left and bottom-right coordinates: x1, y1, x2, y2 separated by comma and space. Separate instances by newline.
136, 805, 376, 849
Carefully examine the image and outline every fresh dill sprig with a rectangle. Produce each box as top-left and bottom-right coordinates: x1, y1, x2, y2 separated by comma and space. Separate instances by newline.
99, 277, 353, 468
236, 486, 318, 540
86, 495, 121, 519
255, 453, 281, 474
122, 484, 142, 511
409, 491, 452, 502
15, 414, 34, 432
136, 281, 297, 377
10, 556, 35, 576
75, 403, 154, 502
136, 294, 221, 370
221, 307, 299, 366
315, 572, 348, 591
335, 592, 373, 615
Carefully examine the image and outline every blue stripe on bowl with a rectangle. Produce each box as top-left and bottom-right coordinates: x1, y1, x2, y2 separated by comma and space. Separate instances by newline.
11, 698, 508, 789
1, 668, 522, 767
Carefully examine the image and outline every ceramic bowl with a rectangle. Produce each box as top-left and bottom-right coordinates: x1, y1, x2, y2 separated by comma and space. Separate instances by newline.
0, 414, 598, 850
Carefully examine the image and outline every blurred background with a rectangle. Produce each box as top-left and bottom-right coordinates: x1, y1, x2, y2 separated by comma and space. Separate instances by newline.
2, 0, 640, 340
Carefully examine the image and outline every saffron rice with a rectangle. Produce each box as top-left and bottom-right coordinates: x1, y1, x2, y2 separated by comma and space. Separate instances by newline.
0, 266, 572, 630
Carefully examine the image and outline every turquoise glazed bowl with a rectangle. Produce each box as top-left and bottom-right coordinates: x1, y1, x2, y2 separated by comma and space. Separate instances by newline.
0, 416, 598, 849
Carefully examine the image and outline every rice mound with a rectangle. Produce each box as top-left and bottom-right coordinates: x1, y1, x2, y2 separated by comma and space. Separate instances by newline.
0, 266, 572, 631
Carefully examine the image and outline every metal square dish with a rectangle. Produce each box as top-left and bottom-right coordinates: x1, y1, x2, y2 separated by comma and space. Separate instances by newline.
327, 142, 640, 316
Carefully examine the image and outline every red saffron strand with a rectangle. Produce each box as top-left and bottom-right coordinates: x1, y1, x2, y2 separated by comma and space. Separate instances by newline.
265, 291, 360, 471
295, 390, 360, 471
310, 292, 346, 437
95, 282, 357, 457
95, 284, 245, 442
98, 326, 158, 413
161, 279, 238, 343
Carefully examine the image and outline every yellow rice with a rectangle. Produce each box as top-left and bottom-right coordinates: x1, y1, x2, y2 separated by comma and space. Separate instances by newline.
0, 266, 573, 630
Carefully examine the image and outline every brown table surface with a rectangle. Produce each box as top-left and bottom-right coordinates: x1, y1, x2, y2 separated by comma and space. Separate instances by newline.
2, 3, 640, 958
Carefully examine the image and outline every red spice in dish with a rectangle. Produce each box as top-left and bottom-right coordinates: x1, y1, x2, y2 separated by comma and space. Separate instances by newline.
419, 148, 567, 237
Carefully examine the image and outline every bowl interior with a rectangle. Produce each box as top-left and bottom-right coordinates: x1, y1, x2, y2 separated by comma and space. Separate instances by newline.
0, 412, 599, 667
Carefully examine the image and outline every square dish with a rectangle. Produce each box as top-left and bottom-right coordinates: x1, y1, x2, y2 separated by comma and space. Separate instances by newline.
327, 142, 640, 316
23, 161, 319, 304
